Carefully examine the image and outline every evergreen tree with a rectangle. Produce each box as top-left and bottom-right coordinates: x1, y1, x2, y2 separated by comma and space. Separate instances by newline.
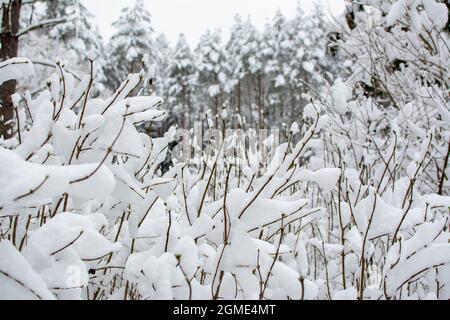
166, 34, 197, 128
196, 29, 230, 125
261, 9, 292, 124
227, 15, 263, 125
46, 0, 104, 55
153, 33, 171, 101
286, 4, 331, 118
105, 0, 154, 90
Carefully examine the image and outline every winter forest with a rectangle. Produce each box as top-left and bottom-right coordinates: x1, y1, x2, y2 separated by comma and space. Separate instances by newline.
0, 0, 449, 301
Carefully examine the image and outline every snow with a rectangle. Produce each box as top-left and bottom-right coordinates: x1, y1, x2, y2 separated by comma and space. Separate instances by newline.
0, 148, 116, 214
332, 78, 350, 115
384, 243, 450, 297
15, 101, 53, 160
333, 287, 358, 300
422, 194, 450, 208
0, 58, 34, 85
24, 213, 121, 262
302, 61, 315, 73
290, 122, 300, 135
386, 1, 407, 27
421, 0, 448, 29
386, 0, 448, 30
0, 0, 449, 301
296, 168, 341, 192
0, 241, 55, 300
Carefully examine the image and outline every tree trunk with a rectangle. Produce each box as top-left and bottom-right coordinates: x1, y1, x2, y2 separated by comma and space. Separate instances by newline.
214, 95, 219, 127
257, 73, 264, 129
1, 0, 22, 140
236, 80, 241, 114
187, 90, 192, 129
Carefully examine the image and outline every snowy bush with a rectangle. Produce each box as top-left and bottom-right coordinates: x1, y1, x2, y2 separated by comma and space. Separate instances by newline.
0, 0, 449, 301
0, 56, 173, 299
0, 56, 342, 300
305, 0, 450, 300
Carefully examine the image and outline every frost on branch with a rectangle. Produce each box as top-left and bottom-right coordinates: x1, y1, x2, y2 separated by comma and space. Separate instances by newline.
0, 56, 342, 300
309, 0, 450, 300
0, 57, 171, 299
1, 0, 450, 301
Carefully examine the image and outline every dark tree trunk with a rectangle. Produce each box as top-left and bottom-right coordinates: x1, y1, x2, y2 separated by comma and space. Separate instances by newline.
1, 0, 22, 140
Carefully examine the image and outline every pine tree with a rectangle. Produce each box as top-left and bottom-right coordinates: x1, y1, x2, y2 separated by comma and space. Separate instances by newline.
196, 29, 230, 126
227, 15, 263, 125
105, 0, 154, 90
166, 34, 197, 128
153, 34, 171, 101
261, 9, 292, 124
46, 0, 103, 53
287, 4, 331, 118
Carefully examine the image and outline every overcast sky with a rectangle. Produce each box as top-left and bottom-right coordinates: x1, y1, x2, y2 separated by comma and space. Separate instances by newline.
81, 0, 345, 47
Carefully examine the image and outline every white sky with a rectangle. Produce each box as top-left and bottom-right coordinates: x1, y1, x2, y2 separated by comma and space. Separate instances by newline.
81, 0, 346, 47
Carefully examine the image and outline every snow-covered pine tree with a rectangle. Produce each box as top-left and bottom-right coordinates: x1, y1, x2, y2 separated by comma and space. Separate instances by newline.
227, 14, 246, 116
286, 4, 331, 119
166, 34, 197, 128
150, 33, 177, 135
196, 29, 230, 126
152, 34, 171, 102
260, 9, 292, 125
105, 0, 154, 91
227, 15, 264, 127
45, 0, 104, 54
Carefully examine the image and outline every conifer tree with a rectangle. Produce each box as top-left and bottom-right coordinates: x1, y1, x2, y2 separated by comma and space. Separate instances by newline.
166, 34, 197, 128
227, 15, 263, 125
260, 9, 292, 123
196, 29, 230, 125
153, 34, 171, 100
105, 0, 154, 90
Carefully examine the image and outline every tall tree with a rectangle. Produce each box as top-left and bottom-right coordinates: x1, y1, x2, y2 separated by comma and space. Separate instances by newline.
287, 4, 332, 118
260, 9, 292, 124
166, 34, 197, 128
0, 0, 22, 139
46, 0, 101, 48
227, 15, 264, 127
153, 33, 171, 101
105, 0, 154, 90
196, 29, 230, 126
